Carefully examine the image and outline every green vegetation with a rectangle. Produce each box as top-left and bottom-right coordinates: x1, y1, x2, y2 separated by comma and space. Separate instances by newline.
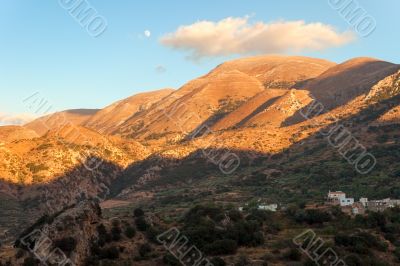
54, 237, 77, 256
25, 163, 48, 174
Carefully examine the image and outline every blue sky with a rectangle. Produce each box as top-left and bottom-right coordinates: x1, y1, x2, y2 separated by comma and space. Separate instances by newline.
0, 1, 399, 124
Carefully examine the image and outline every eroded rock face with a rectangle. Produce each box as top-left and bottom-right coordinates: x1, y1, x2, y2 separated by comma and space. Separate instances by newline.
365, 70, 400, 103
11, 201, 102, 266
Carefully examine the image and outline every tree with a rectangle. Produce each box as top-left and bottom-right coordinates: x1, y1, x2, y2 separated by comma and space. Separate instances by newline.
111, 225, 122, 241
204, 239, 238, 255
134, 208, 145, 217
235, 255, 250, 266
54, 237, 77, 256
22, 257, 40, 266
125, 226, 136, 238
139, 243, 152, 257
163, 253, 181, 266
100, 246, 119, 260
135, 217, 150, 231
210, 257, 226, 266
284, 248, 302, 261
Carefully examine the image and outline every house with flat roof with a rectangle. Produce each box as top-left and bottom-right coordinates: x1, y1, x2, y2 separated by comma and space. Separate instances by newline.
326, 191, 354, 206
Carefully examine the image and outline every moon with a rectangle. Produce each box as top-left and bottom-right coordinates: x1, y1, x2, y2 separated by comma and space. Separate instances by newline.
144, 30, 151, 38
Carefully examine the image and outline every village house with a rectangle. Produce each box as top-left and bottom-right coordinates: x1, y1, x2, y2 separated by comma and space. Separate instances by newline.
367, 199, 390, 212
238, 203, 278, 212
363, 198, 400, 212
341, 202, 366, 216
326, 191, 354, 207
258, 204, 278, 212
326, 191, 400, 214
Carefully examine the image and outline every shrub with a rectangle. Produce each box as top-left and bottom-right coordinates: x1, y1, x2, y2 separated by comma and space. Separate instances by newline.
15, 249, 26, 259
210, 257, 226, 266
135, 217, 150, 231
204, 239, 238, 255
100, 246, 119, 260
284, 248, 302, 261
394, 247, 400, 261
22, 257, 40, 266
163, 253, 181, 265
54, 237, 77, 256
345, 254, 362, 266
111, 225, 122, 241
125, 226, 136, 238
146, 226, 163, 244
235, 255, 250, 266
134, 208, 145, 217
138, 243, 152, 257
96, 224, 111, 246
295, 209, 331, 224
26, 163, 48, 174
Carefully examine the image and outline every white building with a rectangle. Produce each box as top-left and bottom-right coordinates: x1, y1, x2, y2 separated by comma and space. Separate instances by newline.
360, 197, 368, 207
327, 191, 354, 206
340, 197, 354, 206
258, 204, 278, 212
328, 191, 346, 200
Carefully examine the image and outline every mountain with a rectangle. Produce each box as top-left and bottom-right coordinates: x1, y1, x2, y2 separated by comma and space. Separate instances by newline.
25, 109, 99, 136
211, 55, 336, 87
0, 126, 38, 143
2, 55, 400, 265
0, 124, 149, 185
296, 57, 400, 109
84, 89, 174, 134
115, 55, 335, 140
211, 89, 288, 130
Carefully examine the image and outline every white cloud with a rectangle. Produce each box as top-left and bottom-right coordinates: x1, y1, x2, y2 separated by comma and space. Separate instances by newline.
161, 17, 355, 60
0, 112, 37, 126
144, 30, 151, 38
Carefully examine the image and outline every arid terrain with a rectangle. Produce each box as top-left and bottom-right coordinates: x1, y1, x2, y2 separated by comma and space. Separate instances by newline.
1, 55, 400, 265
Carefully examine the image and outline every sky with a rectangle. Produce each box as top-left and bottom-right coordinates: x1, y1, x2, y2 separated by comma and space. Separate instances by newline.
0, 1, 399, 125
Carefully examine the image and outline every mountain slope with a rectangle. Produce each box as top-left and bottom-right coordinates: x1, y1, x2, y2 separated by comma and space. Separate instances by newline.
212, 55, 336, 87
211, 89, 288, 130
25, 109, 99, 136
297, 57, 400, 109
84, 88, 174, 134
0, 126, 38, 143
2, 55, 400, 252
116, 55, 335, 140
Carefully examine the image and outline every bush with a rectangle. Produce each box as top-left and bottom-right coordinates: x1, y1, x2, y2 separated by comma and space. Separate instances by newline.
394, 247, 400, 261
15, 249, 26, 259
163, 253, 181, 265
139, 243, 152, 257
84, 256, 99, 266
100, 246, 119, 260
295, 209, 331, 224
97, 224, 111, 246
54, 237, 77, 256
235, 255, 250, 266
134, 208, 145, 217
22, 257, 40, 266
210, 257, 226, 266
228, 220, 264, 247
284, 248, 302, 261
26, 163, 48, 174
303, 259, 317, 266
146, 226, 163, 244
125, 226, 136, 238
204, 239, 238, 255
135, 217, 150, 231
345, 254, 362, 266
111, 225, 122, 241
